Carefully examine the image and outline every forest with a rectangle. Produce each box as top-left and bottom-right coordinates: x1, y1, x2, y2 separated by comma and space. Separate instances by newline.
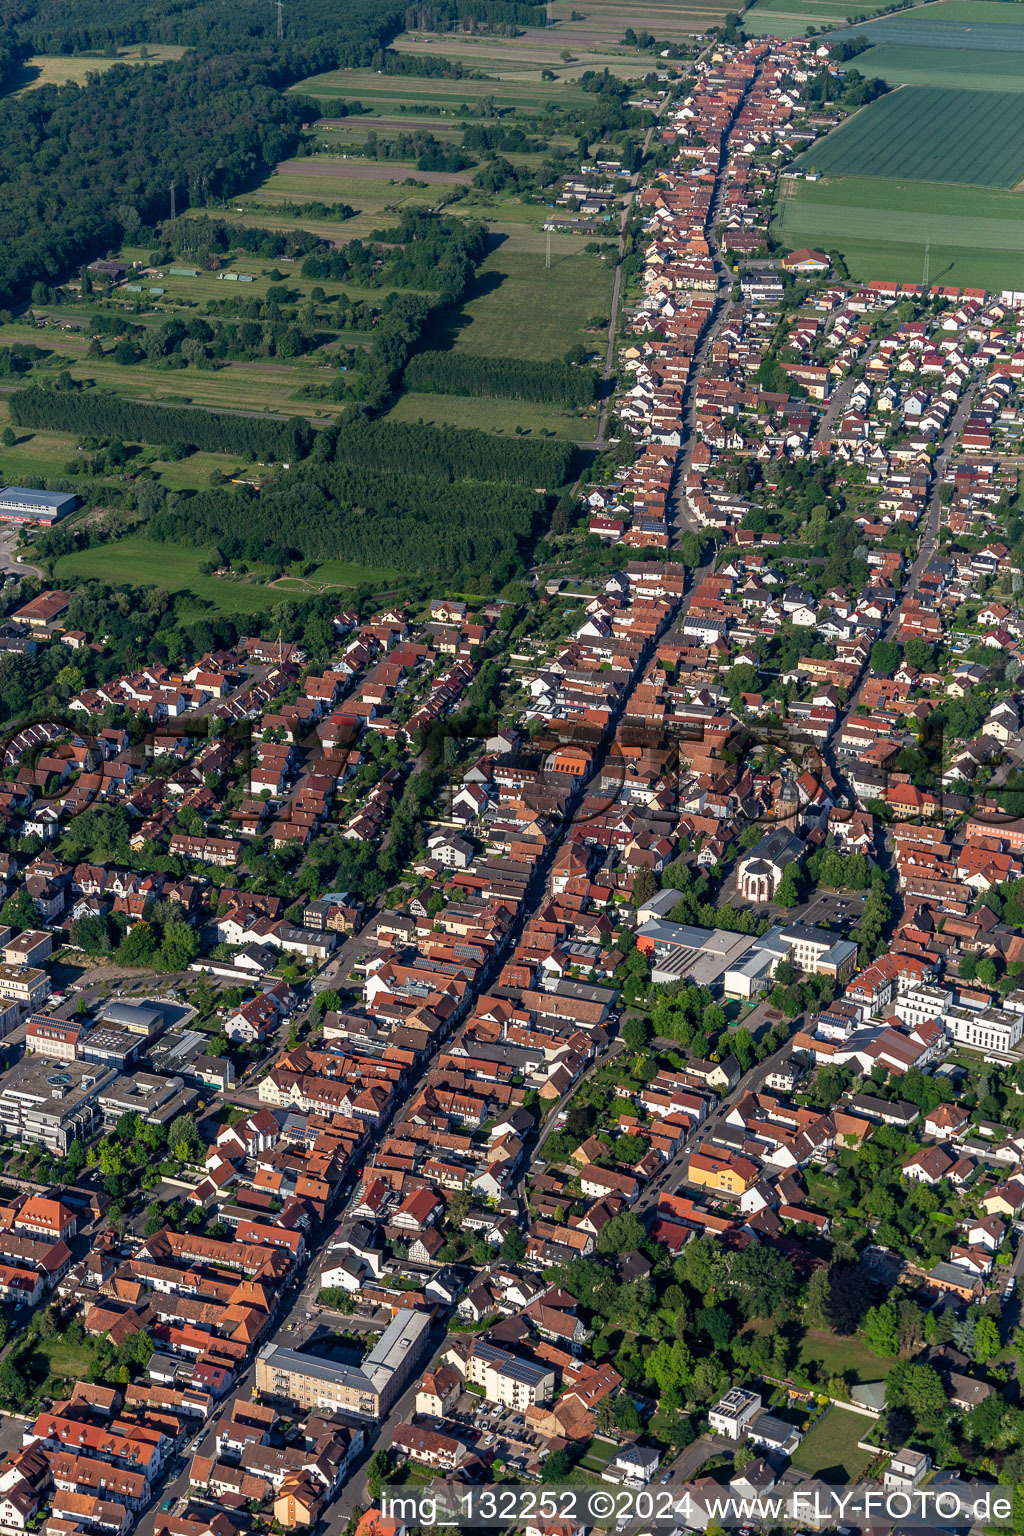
0, 55, 308, 310
329, 417, 577, 485
8, 386, 311, 461
0, 0, 406, 58
404, 351, 599, 406
148, 463, 545, 581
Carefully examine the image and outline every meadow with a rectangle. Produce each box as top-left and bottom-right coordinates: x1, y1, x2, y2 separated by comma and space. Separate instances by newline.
441, 230, 616, 364
390, 31, 656, 82
386, 388, 592, 439
6, 46, 185, 94
289, 68, 594, 116
795, 85, 1024, 186
52, 537, 400, 612
774, 174, 1024, 288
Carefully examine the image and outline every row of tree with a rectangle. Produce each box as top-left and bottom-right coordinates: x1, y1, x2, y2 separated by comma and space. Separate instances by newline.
404, 350, 599, 405
8, 386, 311, 462
328, 416, 577, 486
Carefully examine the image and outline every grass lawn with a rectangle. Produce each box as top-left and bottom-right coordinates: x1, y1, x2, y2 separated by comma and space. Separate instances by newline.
53, 537, 399, 608
791, 1406, 875, 1481
795, 85, 1024, 187
17, 1333, 101, 1393
797, 1328, 896, 1385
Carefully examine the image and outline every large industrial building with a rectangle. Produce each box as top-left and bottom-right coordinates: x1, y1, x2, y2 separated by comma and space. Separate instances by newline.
0, 487, 78, 525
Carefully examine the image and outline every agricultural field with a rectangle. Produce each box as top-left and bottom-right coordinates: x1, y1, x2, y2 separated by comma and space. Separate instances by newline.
288, 67, 596, 116
850, 41, 1024, 93
791, 1406, 875, 1482
390, 31, 658, 82
548, 0, 730, 37
743, 0, 900, 40
795, 86, 1024, 186
832, 0, 1024, 44
6, 45, 186, 95
52, 537, 399, 614
773, 173, 1024, 288
0, 239, 442, 426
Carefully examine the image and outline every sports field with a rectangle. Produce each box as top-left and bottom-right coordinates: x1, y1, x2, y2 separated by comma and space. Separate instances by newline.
796, 86, 1024, 186
854, 41, 1024, 91
774, 174, 1024, 287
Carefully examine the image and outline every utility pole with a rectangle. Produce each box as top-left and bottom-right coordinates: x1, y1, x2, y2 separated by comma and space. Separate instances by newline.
169, 180, 176, 220
922, 240, 930, 289
275, 0, 284, 40
545, 229, 551, 270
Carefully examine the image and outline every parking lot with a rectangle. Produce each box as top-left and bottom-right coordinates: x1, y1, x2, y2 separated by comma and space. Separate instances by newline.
439, 1392, 544, 1472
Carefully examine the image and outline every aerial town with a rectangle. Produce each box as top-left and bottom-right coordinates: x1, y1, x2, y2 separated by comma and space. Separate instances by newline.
0, 5, 1023, 1536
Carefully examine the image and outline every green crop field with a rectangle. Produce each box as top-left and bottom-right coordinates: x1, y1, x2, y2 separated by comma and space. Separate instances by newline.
774, 173, 1024, 287
919, 0, 1024, 21
854, 41, 1024, 91
53, 537, 400, 611
796, 86, 1024, 186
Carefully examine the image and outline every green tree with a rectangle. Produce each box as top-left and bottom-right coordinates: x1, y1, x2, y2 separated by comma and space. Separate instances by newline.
621, 1015, 648, 1051
974, 1314, 1000, 1364
596, 1211, 647, 1256
870, 640, 901, 676
728, 1245, 797, 1323
500, 1228, 526, 1265
863, 1299, 899, 1358
0, 888, 36, 931
366, 1449, 390, 1503
169, 1113, 202, 1164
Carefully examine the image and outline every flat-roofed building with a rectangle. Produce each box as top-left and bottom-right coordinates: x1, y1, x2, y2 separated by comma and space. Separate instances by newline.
0, 488, 77, 525
255, 1309, 431, 1420
0, 1056, 117, 1153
